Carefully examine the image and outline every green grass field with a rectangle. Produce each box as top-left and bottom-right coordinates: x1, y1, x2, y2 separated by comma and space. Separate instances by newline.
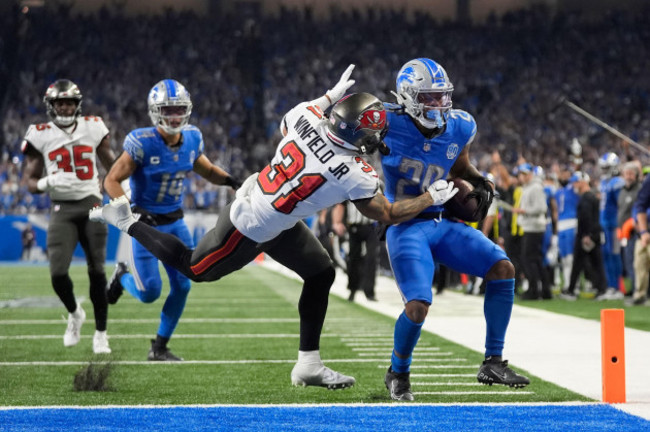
0, 263, 590, 406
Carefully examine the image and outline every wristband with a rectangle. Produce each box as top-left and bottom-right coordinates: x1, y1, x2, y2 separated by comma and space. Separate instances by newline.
36, 177, 49, 192
224, 176, 242, 189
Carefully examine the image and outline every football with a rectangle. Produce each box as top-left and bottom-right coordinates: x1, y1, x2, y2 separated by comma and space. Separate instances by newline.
443, 178, 481, 222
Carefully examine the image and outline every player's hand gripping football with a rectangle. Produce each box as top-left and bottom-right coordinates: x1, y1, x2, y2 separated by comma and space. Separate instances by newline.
427, 179, 459, 206
326, 64, 356, 104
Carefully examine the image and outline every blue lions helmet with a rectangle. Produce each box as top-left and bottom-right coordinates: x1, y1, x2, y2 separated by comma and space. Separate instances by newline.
394, 58, 454, 130
147, 79, 193, 135
598, 152, 619, 177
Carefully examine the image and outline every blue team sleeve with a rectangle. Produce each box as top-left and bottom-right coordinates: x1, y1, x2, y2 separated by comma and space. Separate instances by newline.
123, 132, 145, 165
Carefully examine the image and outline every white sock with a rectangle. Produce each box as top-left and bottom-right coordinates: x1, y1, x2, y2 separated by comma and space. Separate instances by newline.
297, 350, 322, 365
71, 307, 83, 319
94, 330, 107, 338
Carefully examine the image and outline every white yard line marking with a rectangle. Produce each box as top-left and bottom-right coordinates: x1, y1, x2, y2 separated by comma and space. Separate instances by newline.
377, 365, 476, 369
357, 352, 452, 357
0, 402, 602, 410
352, 347, 440, 351
346, 343, 397, 347
0, 358, 400, 367
414, 391, 535, 395
413, 382, 484, 386
411, 374, 475, 377
0, 333, 409, 340
0, 318, 363, 325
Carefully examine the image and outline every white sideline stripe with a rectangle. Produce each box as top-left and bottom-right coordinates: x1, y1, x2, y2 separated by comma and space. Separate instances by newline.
0, 402, 603, 410
411, 374, 475, 377
414, 391, 535, 395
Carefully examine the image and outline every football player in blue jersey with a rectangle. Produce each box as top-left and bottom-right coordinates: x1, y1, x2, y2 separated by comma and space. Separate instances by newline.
598, 152, 625, 300
102, 79, 240, 360
557, 169, 581, 299
381, 58, 529, 401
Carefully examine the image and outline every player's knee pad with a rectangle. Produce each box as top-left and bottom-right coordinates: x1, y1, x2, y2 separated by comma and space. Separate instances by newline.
139, 289, 161, 303
139, 276, 162, 303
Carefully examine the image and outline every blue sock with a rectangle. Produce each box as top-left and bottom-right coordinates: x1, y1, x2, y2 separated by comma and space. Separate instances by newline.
484, 279, 515, 357
157, 280, 190, 338
391, 311, 423, 373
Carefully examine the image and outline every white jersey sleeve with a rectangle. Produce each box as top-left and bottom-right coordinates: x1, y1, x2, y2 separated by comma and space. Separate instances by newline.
22, 117, 108, 201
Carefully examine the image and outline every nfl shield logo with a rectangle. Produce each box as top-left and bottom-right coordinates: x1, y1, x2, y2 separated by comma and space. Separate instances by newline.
423, 142, 431, 152
446, 143, 459, 160
173, 154, 179, 162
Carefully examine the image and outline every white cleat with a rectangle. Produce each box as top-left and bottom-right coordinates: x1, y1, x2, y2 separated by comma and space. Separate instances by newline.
93, 331, 111, 354
89, 195, 136, 232
63, 305, 86, 347
291, 363, 356, 390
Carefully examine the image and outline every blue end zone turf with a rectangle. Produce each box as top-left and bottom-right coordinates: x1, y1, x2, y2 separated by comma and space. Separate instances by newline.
1, 405, 648, 432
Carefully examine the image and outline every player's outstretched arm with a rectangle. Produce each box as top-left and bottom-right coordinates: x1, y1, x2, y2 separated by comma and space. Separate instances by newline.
354, 180, 458, 225
193, 154, 241, 189
104, 151, 136, 199
309, 64, 356, 113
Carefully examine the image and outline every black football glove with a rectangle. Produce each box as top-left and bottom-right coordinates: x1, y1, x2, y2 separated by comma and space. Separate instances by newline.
224, 176, 243, 190
467, 177, 494, 221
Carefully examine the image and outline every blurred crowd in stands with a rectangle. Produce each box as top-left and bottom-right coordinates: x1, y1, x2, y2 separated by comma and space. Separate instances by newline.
1, 4, 650, 215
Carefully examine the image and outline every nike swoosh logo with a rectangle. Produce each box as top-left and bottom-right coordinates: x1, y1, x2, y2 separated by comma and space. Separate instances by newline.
490, 369, 508, 381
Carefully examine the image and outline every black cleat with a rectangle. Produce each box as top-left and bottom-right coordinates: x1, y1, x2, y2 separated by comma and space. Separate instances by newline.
107, 262, 128, 305
385, 366, 414, 401
148, 339, 183, 361
477, 357, 530, 388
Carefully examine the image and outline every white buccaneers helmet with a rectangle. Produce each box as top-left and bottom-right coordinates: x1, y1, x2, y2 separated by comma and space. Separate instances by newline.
147, 79, 193, 135
394, 58, 454, 130
43, 79, 83, 127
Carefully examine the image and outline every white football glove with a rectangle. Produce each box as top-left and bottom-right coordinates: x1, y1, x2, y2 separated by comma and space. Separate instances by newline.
427, 179, 458, 206
546, 234, 559, 263
326, 64, 356, 105
236, 172, 259, 200
36, 172, 78, 192
120, 179, 132, 200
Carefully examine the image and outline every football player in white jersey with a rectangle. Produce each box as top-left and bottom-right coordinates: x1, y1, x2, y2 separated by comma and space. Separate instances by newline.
21, 79, 117, 354
90, 65, 458, 389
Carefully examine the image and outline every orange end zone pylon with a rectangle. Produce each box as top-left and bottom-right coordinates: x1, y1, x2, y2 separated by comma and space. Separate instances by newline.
254, 253, 264, 263
601, 308, 626, 403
